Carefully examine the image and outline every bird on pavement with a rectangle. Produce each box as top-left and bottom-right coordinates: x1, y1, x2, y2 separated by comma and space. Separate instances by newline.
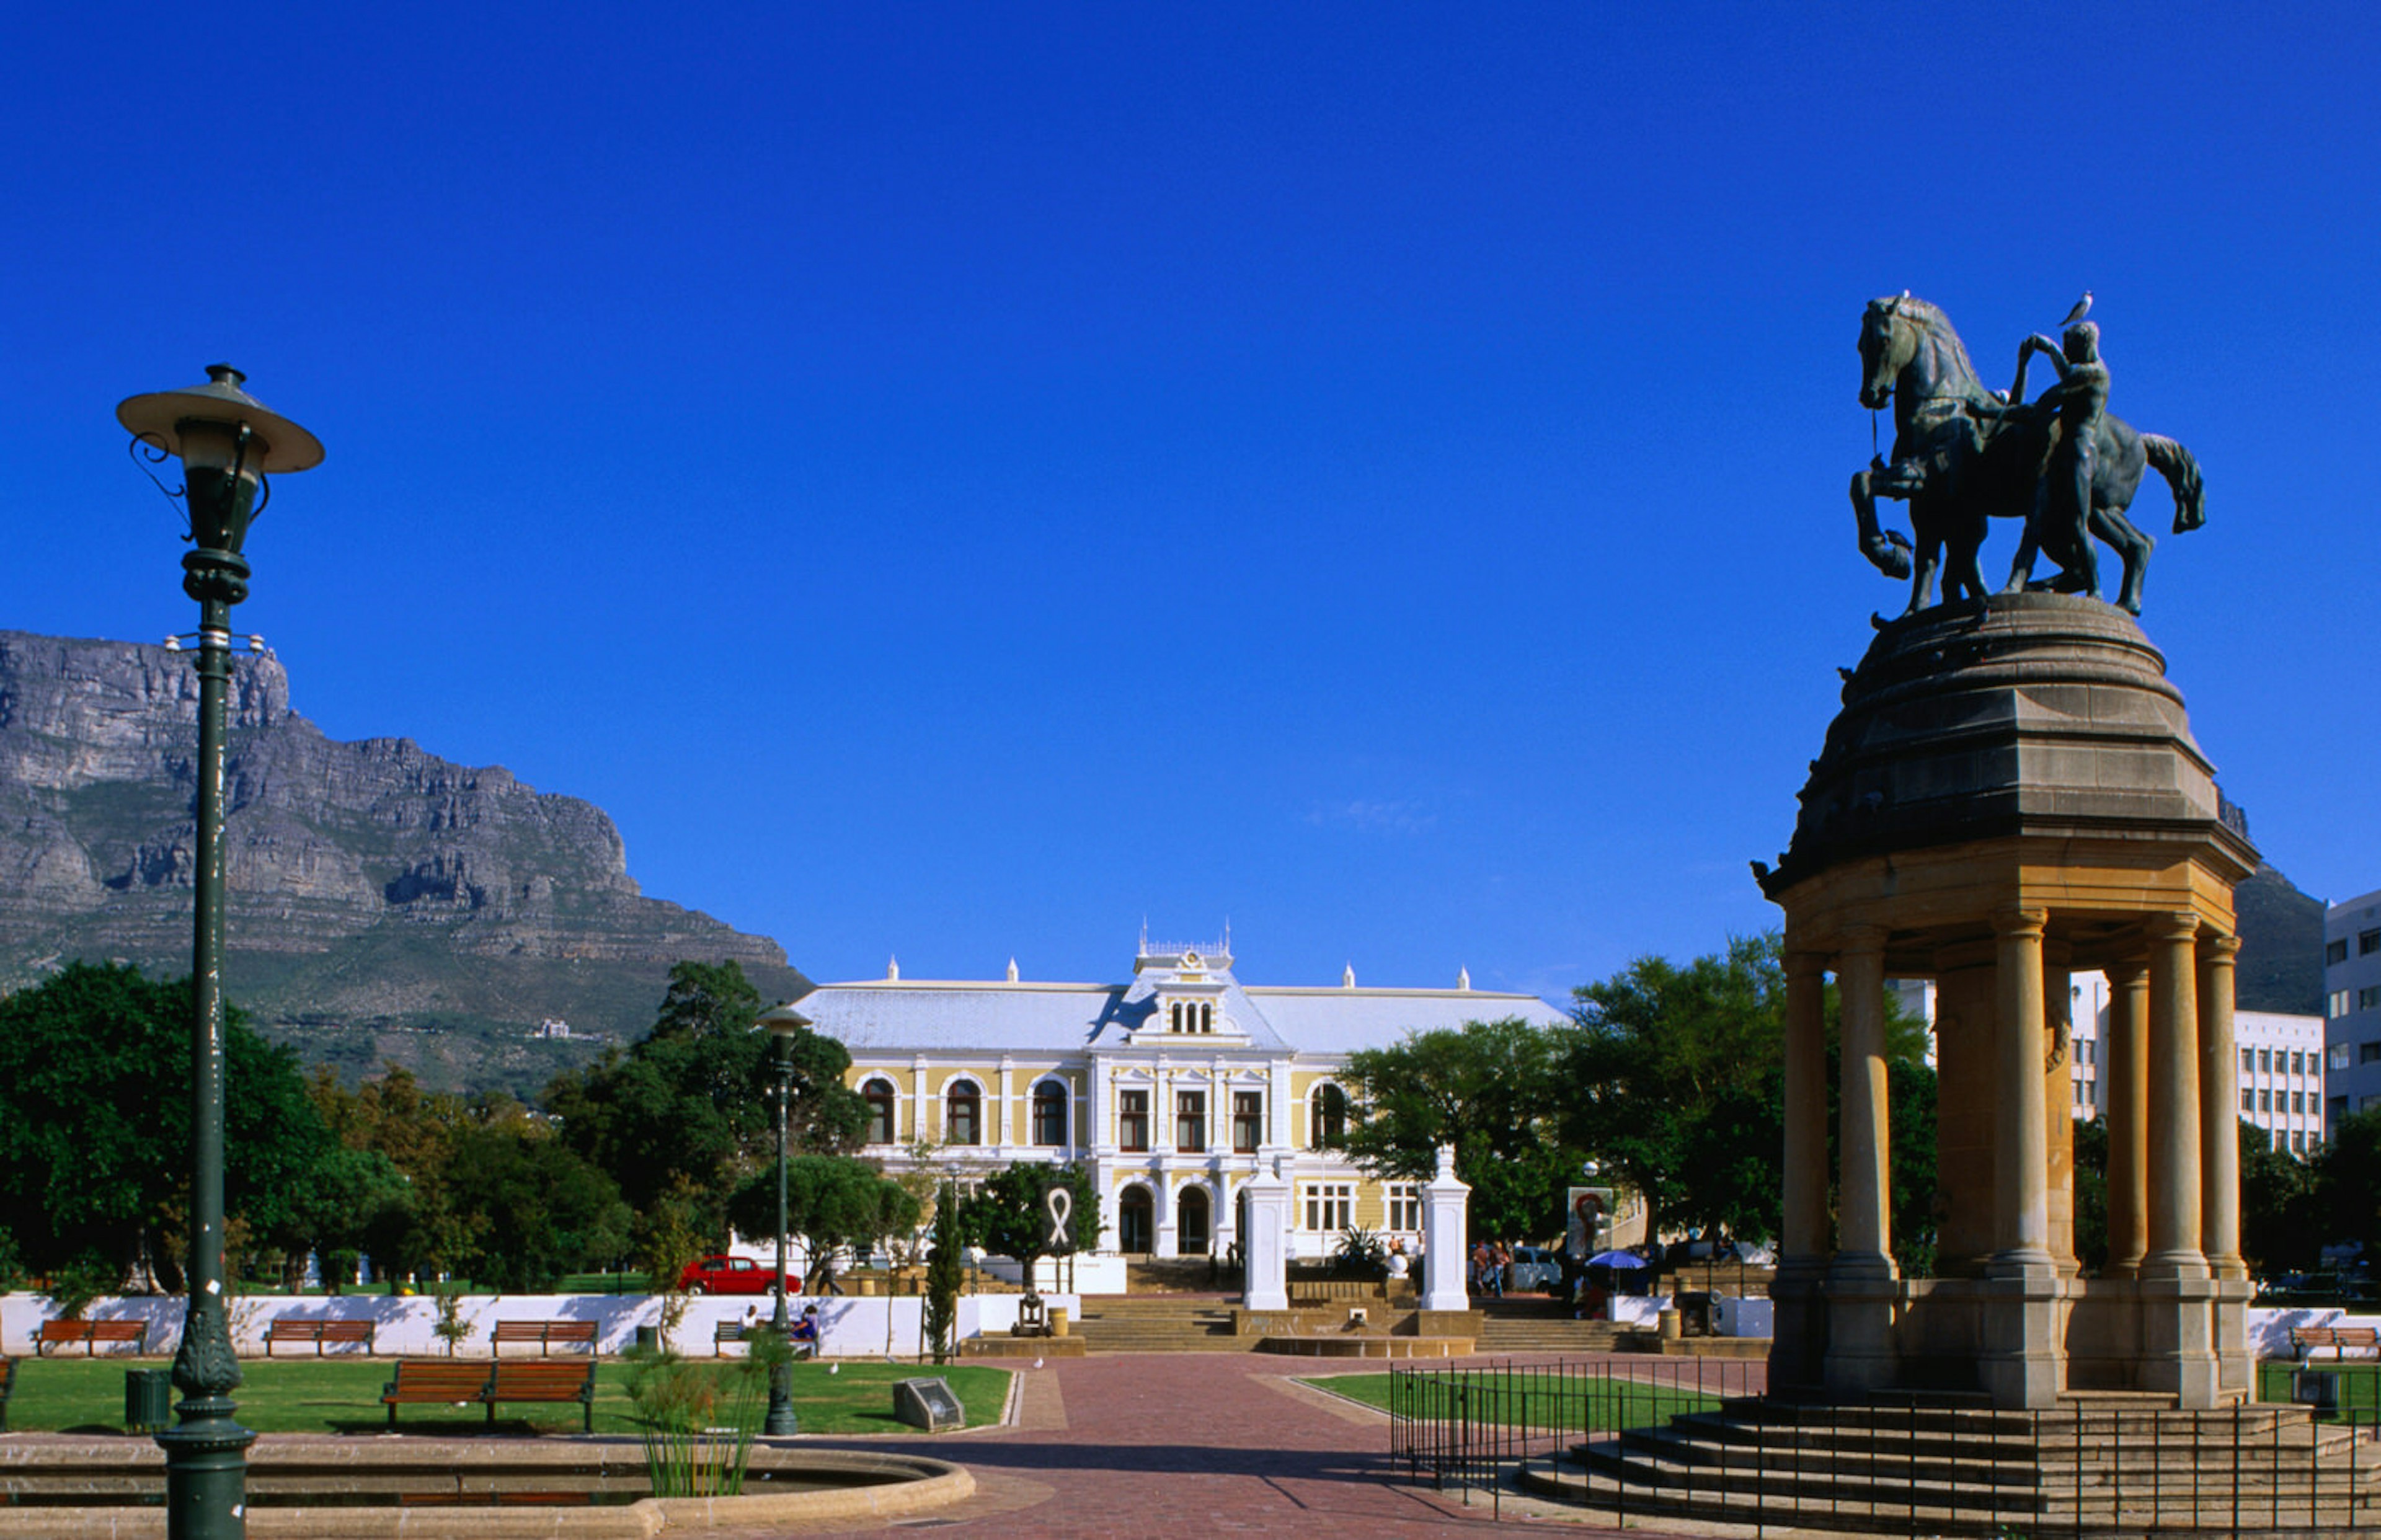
2058, 291, 2093, 327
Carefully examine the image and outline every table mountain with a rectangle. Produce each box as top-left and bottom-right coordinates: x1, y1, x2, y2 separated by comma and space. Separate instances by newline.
0, 630, 805, 1094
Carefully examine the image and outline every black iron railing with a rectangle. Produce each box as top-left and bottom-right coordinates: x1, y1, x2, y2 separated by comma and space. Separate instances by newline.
1386, 1356, 2381, 1535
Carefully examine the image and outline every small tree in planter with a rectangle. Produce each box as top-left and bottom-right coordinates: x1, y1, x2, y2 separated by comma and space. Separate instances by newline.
430, 1285, 475, 1355
637, 1187, 707, 1352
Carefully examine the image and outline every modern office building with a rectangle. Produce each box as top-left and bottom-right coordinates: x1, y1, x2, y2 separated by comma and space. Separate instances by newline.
2323, 887, 2381, 1130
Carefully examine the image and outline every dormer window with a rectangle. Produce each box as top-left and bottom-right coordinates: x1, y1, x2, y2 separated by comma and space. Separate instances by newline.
1168, 1000, 1215, 1033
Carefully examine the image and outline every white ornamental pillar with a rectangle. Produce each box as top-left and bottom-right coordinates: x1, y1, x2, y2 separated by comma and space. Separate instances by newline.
1241, 1157, 1292, 1312
1421, 1144, 1471, 1312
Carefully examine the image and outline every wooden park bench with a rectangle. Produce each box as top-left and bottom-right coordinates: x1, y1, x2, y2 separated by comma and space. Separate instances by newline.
0, 1356, 14, 1434
33, 1319, 149, 1357
490, 1319, 598, 1355
715, 1320, 817, 1360
489, 1359, 598, 1432
2289, 1325, 2381, 1362
383, 1359, 494, 1427
262, 1316, 378, 1356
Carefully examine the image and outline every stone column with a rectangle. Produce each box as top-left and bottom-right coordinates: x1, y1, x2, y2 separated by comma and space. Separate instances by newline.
2141, 912, 2218, 1405
1990, 909, 2052, 1272
2103, 962, 2150, 1278
1780, 950, 1830, 1266
2197, 935, 2243, 1280
1240, 1159, 1290, 1312
1833, 925, 1894, 1282
1771, 947, 1832, 1392
2144, 913, 2207, 1280
1979, 906, 2062, 1407
2044, 954, 2078, 1275
1419, 1146, 1471, 1313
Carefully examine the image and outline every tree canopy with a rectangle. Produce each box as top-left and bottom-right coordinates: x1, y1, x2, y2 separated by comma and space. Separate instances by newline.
0, 962, 327, 1283
1563, 932, 1936, 1265
544, 961, 867, 1242
1333, 1017, 1577, 1243
960, 1162, 1102, 1275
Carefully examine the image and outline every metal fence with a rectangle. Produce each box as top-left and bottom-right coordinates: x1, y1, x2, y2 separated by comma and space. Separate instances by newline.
1386, 1356, 2381, 1535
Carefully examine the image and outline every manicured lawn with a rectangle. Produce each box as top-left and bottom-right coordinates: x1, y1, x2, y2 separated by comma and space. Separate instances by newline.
1303, 1371, 1720, 1431
2256, 1359, 2381, 1418
1, 1356, 1009, 1436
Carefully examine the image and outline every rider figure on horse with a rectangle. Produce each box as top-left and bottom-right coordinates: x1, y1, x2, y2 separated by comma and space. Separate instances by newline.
2009, 319, 2111, 594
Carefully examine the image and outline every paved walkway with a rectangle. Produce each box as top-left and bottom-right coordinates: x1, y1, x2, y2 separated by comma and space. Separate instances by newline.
720, 1351, 1717, 1538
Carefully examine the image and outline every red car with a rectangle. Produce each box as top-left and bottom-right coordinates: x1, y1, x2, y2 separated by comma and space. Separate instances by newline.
676, 1254, 800, 1295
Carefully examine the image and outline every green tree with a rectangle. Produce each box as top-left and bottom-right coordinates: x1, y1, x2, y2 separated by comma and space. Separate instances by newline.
1334, 1017, 1578, 1242
725, 1153, 917, 1278
0, 962, 328, 1285
2239, 1118, 2320, 1277
544, 962, 867, 1237
1562, 933, 1935, 1267
440, 1099, 634, 1291
922, 1180, 964, 1364
960, 1162, 1102, 1283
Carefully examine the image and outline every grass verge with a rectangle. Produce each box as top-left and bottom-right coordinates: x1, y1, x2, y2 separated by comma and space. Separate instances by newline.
1300, 1371, 1720, 1430
2, 1356, 1009, 1437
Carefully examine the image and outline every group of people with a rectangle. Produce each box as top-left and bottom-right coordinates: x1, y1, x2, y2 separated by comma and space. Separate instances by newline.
1468, 1240, 1516, 1297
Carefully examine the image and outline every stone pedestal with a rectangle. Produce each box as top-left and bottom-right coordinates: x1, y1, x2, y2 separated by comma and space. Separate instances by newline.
1239, 1161, 1290, 1313
1419, 1146, 1471, 1314
1760, 594, 2256, 1409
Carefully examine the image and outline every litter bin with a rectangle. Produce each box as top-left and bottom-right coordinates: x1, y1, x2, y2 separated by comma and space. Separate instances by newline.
2294, 1370, 2341, 1413
1675, 1290, 1715, 1337
125, 1367, 172, 1433
634, 1325, 660, 1353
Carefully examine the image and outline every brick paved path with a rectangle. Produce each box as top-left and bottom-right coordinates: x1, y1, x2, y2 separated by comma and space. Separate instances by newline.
723, 1352, 1715, 1538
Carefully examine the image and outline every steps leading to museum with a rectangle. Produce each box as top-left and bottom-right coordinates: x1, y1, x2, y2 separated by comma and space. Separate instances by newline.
1073, 1295, 1249, 1353
1514, 1395, 2381, 1531
1471, 1297, 1648, 1355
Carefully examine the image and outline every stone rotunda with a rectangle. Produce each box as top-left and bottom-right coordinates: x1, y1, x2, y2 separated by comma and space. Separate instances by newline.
1758, 591, 2255, 1409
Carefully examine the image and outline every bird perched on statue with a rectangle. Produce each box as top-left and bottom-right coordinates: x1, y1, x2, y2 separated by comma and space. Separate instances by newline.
2058, 290, 2093, 327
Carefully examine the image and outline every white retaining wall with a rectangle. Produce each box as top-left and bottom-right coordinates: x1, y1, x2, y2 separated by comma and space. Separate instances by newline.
0, 1291, 1076, 1360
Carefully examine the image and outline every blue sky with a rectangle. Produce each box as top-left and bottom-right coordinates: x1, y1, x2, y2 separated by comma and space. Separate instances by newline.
9, 4, 2377, 1001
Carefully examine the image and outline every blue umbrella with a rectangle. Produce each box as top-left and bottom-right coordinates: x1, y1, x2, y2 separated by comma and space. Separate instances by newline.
1589, 1250, 1647, 1268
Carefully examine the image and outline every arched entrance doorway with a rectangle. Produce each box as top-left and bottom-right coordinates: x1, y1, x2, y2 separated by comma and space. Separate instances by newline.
1176, 1185, 1211, 1255
1117, 1185, 1154, 1255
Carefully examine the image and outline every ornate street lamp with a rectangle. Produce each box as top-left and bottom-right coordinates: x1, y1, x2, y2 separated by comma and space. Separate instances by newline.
755, 1002, 813, 1436
118, 366, 322, 1540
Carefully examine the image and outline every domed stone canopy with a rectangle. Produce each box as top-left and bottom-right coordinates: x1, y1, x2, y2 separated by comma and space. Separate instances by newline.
1765, 593, 2239, 894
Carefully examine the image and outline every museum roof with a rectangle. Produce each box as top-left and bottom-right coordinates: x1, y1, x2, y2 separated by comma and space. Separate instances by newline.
800, 966, 1569, 1058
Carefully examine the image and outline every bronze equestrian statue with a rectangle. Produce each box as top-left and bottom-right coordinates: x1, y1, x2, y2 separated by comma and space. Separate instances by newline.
1849, 293, 2204, 617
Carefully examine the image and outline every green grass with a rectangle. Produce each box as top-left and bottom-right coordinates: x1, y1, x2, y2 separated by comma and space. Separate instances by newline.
1302, 1371, 1720, 1431
1, 1356, 1010, 1436
2256, 1359, 2381, 1418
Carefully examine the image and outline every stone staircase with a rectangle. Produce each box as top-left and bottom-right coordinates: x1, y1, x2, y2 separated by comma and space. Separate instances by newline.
1517, 1392, 2381, 1531
1071, 1294, 1250, 1353
1471, 1298, 1648, 1355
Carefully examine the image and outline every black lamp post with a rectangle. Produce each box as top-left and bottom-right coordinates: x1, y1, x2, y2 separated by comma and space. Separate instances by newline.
756, 1002, 812, 1436
117, 366, 322, 1540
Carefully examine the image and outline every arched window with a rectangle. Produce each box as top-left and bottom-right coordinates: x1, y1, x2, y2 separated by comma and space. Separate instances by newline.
1310, 1083, 1347, 1148
1032, 1081, 1068, 1146
946, 1080, 981, 1146
862, 1079, 897, 1144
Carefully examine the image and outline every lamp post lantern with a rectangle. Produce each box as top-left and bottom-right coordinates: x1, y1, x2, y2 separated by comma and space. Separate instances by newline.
755, 1002, 812, 1436
117, 365, 322, 1540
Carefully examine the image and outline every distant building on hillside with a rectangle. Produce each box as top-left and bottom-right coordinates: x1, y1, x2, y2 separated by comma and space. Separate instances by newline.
798, 931, 1567, 1260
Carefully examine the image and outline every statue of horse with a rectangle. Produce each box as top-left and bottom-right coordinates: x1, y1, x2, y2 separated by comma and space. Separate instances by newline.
1850, 294, 2204, 617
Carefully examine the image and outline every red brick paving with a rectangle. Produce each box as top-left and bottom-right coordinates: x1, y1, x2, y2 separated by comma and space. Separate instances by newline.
718, 1351, 1737, 1538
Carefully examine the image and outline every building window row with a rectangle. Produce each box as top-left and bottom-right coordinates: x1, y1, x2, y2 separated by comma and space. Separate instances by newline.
1166, 1000, 1218, 1033
1303, 1182, 1352, 1232
1386, 1183, 1422, 1232
856, 1076, 1073, 1148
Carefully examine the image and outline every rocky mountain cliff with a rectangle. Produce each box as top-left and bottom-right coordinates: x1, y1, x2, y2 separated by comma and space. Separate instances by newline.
0, 631, 806, 1093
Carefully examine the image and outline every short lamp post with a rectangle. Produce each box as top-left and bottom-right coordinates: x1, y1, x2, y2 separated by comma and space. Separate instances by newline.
755, 1002, 812, 1436
117, 366, 323, 1540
